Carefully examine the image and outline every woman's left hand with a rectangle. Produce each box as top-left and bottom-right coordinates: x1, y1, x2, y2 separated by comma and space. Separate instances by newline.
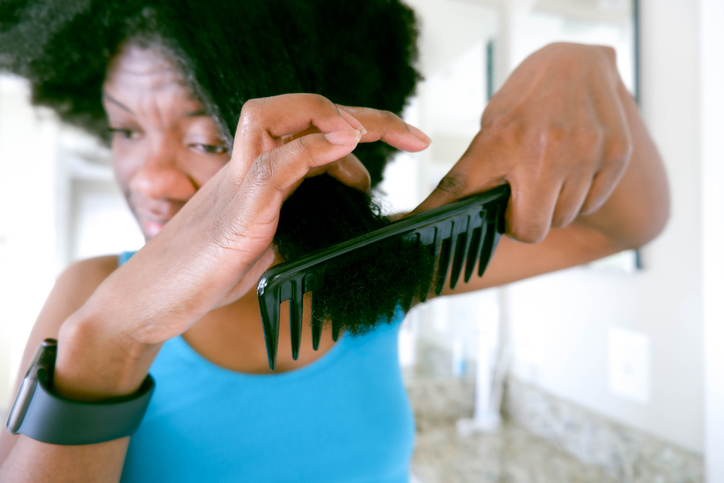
410, 42, 634, 244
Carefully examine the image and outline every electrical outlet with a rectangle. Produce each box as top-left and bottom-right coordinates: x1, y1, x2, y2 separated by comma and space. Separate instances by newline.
608, 327, 650, 403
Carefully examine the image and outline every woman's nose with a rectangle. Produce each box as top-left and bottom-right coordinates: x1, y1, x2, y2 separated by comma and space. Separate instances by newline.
128, 145, 197, 201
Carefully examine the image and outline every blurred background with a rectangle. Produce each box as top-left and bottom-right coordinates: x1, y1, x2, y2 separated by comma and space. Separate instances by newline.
1, 0, 722, 481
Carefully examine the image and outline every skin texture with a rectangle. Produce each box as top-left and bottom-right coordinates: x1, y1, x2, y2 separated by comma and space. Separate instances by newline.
0, 42, 669, 482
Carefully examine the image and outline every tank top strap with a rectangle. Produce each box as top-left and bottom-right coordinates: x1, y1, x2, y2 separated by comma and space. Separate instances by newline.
118, 250, 137, 266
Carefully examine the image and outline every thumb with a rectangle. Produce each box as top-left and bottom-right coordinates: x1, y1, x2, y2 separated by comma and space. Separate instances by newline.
408, 130, 510, 216
408, 171, 469, 217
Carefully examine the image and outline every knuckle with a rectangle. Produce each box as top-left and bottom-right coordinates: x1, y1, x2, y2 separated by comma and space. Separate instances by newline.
241, 98, 262, 116
606, 137, 633, 166
296, 135, 317, 167
538, 123, 567, 146
551, 211, 575, 228
580, 204, 597, 216
294, 93, 335, 115
573, 126, 604, 153
508, 212, 548, 243
377, 110, 399, 136
314, 93, 331, 105
580, 195, 602, 214
308, 93, 332, 109
510, 223, 546, 244
380, 109, 397, 121
435, 173, 467, 197
599, 45, 617, 64
252, 151, 275, 184
239, 99, 263, 126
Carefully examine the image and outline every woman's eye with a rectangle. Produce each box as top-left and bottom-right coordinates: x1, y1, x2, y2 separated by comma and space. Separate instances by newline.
108, 128, 138, 140
191, 144, 228, 155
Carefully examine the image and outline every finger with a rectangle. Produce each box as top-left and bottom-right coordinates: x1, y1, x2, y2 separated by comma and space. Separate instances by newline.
409, 169, 470, 217
551, 173, 592, 228
408, 134, 509, 216
307, 153, 371, 193
337, 105, 430, 152
242, 129, 362, 198
506, 174, 562, 243
280, 113, 366, 146
233, 94, 358, 174
581, 163, 626, 215
337, 108, 367, 135
580, 81, 633, 214
242, 94, 356, 138
580, 134, 631, 214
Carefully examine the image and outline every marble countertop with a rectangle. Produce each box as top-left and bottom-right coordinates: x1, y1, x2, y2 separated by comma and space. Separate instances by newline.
404, 377, 702, 483
411, 421, 616, 483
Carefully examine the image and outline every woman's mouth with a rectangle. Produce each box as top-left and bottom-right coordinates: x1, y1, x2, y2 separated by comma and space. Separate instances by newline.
141, 218, 167, 238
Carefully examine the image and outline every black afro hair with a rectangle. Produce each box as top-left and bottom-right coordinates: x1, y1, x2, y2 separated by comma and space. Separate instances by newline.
0, 0, 436, 334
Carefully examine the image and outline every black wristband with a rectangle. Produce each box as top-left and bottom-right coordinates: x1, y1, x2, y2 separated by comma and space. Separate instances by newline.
6, 339, 155, 445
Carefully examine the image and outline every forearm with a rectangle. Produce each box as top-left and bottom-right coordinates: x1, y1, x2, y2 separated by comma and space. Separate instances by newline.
573, 79, 670, 249
0, 435, 130, 483
0, 301, 161, 483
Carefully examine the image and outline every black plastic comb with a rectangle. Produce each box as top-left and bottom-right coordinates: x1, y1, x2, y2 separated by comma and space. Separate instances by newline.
257, 184, 510, 370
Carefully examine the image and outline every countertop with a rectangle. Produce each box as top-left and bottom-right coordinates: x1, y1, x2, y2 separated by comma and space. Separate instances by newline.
411, 421, 616, 483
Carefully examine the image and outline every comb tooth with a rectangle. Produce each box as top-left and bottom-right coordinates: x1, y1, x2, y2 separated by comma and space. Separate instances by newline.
290, 279, 304, 361
492, 202, 506, 252
419, 243, 436, 303
305, 273, 323, 352
405, 231, 421, 247
464, 210, 485, 283
496, 201, 507, 234
434, 235, 453, 296
435, 220, 455, 294
400, 232, 419, 309
323, 263, 341, 342
332, 319, 341, 341
418, 226, 436, 247
478, 203, 506, 277
401, 286, 415, 313
449, 215, 472, 290
259, 291, 281, 371
478, 221, 495, 277
417, 227, 437, 303
491, 229, 503, 254
311, 290, 323, 350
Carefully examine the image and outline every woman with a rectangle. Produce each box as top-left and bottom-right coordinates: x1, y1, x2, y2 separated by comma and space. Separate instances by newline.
0, 0, 669, 481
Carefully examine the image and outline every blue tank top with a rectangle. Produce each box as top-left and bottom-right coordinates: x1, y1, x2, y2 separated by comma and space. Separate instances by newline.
117, 251, 415, 482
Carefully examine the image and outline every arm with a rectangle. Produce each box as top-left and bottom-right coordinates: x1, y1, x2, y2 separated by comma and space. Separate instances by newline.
0, 256, 131, 482
448, 83, 668, 293
408, 43, 669, 294
0, 94, 430, 482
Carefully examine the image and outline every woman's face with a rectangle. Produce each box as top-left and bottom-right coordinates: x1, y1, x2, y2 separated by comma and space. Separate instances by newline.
102, 44, 230, 240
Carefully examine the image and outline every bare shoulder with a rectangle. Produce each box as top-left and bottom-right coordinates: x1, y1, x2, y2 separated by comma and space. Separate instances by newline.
17, 254, 120, 367
50, 255, 121, 321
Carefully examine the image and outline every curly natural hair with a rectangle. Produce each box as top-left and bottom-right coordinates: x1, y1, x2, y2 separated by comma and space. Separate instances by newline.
0, 0, 435, 334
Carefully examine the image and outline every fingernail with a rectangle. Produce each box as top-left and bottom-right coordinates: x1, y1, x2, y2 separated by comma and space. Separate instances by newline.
408, 125, 431, 144
325, 129, 362, 145
338, 108, 366, 135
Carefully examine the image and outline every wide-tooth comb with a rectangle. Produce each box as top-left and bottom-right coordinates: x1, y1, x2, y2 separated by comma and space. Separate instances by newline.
257, 185, 510, 370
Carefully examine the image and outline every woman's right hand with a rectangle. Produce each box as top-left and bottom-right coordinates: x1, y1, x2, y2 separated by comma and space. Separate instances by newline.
54, 94, 430, 400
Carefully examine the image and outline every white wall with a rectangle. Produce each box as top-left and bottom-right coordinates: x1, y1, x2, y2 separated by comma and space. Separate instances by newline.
505, 0, 704, 453
700, 0, 724, 479
0, 78, 143, 414
0, 78, 58, 407
0, 0, 711, 457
